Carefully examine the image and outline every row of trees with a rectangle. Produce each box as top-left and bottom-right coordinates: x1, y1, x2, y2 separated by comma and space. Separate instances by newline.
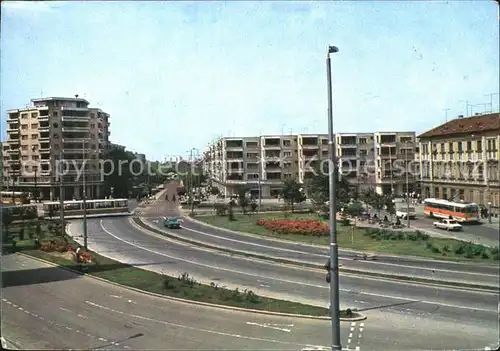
103, 147, 174, 198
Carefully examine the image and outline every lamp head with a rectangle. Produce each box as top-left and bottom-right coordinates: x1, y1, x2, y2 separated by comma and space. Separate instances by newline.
328, 46, 339, 54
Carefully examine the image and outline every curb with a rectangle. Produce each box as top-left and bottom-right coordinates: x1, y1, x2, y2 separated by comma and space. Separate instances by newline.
133, 217, 499, 292
183, 215, 499, 267
15, 252, 365, 322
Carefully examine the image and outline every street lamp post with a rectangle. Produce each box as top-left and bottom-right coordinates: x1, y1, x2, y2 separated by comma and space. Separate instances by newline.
82, 140, 88, 250
488, 201, 492, 224
326, 44, 342, 351
405, 143, 410, 228
32, 145, 38, 202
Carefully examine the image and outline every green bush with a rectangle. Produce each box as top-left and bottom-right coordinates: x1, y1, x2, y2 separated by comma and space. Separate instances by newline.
454, 244, 466, 255
214, 203, 227, 216
18, 228, 25, 241
250, 202, 258, 213
442, 244, 451, 252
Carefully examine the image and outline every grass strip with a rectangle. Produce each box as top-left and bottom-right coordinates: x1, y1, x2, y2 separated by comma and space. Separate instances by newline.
197, 214, 499, 263
3, 224, 360, 318
134, 217, 498, 291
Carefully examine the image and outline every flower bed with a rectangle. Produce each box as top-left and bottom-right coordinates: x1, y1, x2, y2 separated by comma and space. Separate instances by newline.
39, 240, 94, 263
256, 218, 329, 236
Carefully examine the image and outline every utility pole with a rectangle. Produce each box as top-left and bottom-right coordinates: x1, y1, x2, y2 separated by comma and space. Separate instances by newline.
82, 140, 88, 250
326, 45, 341, 351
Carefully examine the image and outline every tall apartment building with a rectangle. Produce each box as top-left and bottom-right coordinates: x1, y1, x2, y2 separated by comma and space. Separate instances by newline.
3, 97, 110, 200
203, 131, 418, 198
418, 112, 500, 209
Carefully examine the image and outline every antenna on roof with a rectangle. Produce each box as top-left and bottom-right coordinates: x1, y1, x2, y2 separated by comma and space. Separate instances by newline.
484, 93, 499, 113
443, 108, 450, 122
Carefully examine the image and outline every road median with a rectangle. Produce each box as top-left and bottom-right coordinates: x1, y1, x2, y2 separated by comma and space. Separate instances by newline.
4, 224, 363, 322
133, 216, 499, 292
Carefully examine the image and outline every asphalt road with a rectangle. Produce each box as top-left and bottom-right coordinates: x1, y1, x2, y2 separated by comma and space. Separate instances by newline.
3, 254, 497, 351
67, 217, 498, 328
380, 203, 499, 247
174, 216, 499, 288
144, 184, 499, 289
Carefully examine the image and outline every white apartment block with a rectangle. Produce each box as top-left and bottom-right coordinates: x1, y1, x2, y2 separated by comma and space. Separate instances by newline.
203, 131, 418, 198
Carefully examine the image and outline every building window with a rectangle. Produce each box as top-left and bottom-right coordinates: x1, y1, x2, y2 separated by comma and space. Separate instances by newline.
21, 124, 28, 129
21, 155, 29, 160
477, 140, 482, 152
53, 133, 59, 139
31, 113, 38, 118
32, 155, 39, 161
21, 113, 28, 119
21, 145, 28, 150
283, 140, 291, 147
31, 123, 38, 129
53, 122, 59, 128
359, 138, 367, 144
31, 134, 38, 139
53, 111, 58, 117
21, 135, 28, 140
283, 151, 292, 157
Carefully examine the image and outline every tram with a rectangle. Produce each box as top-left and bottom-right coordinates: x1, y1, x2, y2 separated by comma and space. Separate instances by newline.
42, 198, 132, 219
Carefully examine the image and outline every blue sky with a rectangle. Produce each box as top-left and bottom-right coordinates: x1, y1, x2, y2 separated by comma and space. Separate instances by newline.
1, 1, 499, 161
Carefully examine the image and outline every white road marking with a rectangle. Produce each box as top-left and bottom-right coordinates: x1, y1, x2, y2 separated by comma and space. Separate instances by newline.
85, 300, 326, 348
59, 307, 71, 312
1, 337, 7, 349
246, 322, 292, 332
110, 295, 123, 299
2, 298, 126, 348
99, 220, 496, 312
181, 221, 497, 277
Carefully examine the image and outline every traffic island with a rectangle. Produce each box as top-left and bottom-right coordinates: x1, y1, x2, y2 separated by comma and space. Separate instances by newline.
21, 248, 365, 321
194, 214, 499, 263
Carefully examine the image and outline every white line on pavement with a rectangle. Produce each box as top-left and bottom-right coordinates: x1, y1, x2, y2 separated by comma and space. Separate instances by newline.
98, 220, 497, 313
85, 300, 325, 348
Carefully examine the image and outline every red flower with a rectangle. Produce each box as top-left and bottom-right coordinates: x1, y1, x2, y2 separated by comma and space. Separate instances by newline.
256, 218, 328, 236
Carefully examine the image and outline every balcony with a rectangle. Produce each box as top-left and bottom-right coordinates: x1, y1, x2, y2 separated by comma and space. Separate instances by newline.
62, 127, 88, 133
62, 138, 89, 144
39, 133, 50, 142
7, 139, 20, 146
38, 115, 49, 122
61, 115, 89, 123
6, 129, 19, 135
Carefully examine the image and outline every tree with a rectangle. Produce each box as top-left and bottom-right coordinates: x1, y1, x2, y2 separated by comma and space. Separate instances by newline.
210, 186, 220, 196
309, 161, 351, 208
281, 179, 306, 213
177, 186, 186, 196
362, 189, 385, 217
103, 147, 136, 198
234, 185, 250, 214
344, 200, 364, 218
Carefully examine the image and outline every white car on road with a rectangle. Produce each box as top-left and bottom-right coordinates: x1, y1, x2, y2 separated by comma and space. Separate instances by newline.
396, 206, 416, 219
433, 219, 462, 231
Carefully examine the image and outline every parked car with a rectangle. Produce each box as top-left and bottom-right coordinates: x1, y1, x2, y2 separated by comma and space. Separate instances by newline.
433, 219, 462, 231
396, 207, 416, 219
164, 216, 182, 229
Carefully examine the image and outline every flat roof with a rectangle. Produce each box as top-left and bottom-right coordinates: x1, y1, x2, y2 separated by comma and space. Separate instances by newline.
31, 97, 90, 104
